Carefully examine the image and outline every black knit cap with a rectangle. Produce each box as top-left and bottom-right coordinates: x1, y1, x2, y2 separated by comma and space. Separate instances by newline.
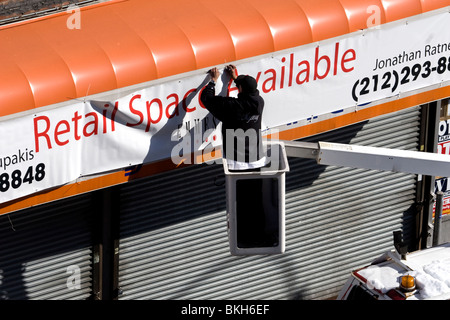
235, 75, 258, 93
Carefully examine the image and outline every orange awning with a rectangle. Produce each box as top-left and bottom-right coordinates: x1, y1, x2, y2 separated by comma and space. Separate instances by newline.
1, 0, 449, 118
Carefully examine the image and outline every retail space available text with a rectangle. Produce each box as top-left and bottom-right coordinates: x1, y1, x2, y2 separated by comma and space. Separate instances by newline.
31, 40, 357, 155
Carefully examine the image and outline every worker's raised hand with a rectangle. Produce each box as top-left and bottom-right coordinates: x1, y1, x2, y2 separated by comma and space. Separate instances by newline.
225, 65, 238, 80
208, 67, 220, 82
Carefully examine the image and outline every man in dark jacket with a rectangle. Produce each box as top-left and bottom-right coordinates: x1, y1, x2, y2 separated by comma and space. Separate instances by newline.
201, 65, 277, 248
200, 65, 267, 171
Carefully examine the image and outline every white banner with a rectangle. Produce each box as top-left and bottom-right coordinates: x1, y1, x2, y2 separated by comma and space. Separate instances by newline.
1, 9, 450, 203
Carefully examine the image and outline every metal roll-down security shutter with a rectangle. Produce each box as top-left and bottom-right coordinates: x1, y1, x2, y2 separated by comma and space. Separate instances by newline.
0, 194, 94, 300
284, 106, 420, 299
118, 106, 421, 300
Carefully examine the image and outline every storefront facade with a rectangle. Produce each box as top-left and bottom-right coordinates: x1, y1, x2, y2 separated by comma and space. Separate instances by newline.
1, 0, 449, 299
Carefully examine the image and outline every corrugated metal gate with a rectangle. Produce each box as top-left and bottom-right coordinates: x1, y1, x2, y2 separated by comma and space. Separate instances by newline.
117, 106, 421, 300
0, 194, 94, 300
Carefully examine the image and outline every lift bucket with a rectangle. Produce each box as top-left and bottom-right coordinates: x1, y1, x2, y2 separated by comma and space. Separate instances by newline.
223, 141, 289, 255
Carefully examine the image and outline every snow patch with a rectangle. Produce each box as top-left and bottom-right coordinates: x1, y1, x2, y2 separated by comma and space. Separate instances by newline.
412, 257, 450, 299
358, 264, 403, 294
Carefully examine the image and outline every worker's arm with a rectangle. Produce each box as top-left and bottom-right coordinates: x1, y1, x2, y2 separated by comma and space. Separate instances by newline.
200, 67, 243, 122
200, 81, 235, 122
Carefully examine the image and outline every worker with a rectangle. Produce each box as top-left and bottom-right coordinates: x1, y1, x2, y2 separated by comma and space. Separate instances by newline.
201, 65, 277, 248
200, 65, 267, 171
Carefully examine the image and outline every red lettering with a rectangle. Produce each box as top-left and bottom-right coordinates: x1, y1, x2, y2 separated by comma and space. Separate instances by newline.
341, 49, 356, 72
438, 142, 450, 155
314, 46, 331, 80
333, 42, 340, 75
111, 101, 118, 131
276, 53, 296, 88
227, 85, 238, 95
280, 57, 286, 89
255, 71, 261, 83
83, 112, 99, 137
102, 109, 108, 134
102, 102, 118, 133
72, 111, 82, 140
166, 93, 179, 119
34, 116, 51, 152
145, 98, 163, 132
127, 95, 144, 128
296, 60, 310, 84
262, 69, 276, 93
288, 53, 294, 87
54, 120, 70, 146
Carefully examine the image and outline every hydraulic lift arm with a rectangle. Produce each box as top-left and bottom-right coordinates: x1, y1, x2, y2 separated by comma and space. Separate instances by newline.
224, 140, 450, 255
283, 140, 450, 177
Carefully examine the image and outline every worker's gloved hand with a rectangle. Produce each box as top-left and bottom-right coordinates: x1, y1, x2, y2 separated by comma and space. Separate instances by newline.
208, 67, 220, 82
225, 65, 238, 80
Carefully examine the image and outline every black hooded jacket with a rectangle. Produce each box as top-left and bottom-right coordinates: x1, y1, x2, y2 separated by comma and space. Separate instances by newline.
200, 80, 265, 164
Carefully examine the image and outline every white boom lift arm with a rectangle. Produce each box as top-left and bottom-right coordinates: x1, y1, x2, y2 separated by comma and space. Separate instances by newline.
224, 140, 450, 255
282, 140, 450, 177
